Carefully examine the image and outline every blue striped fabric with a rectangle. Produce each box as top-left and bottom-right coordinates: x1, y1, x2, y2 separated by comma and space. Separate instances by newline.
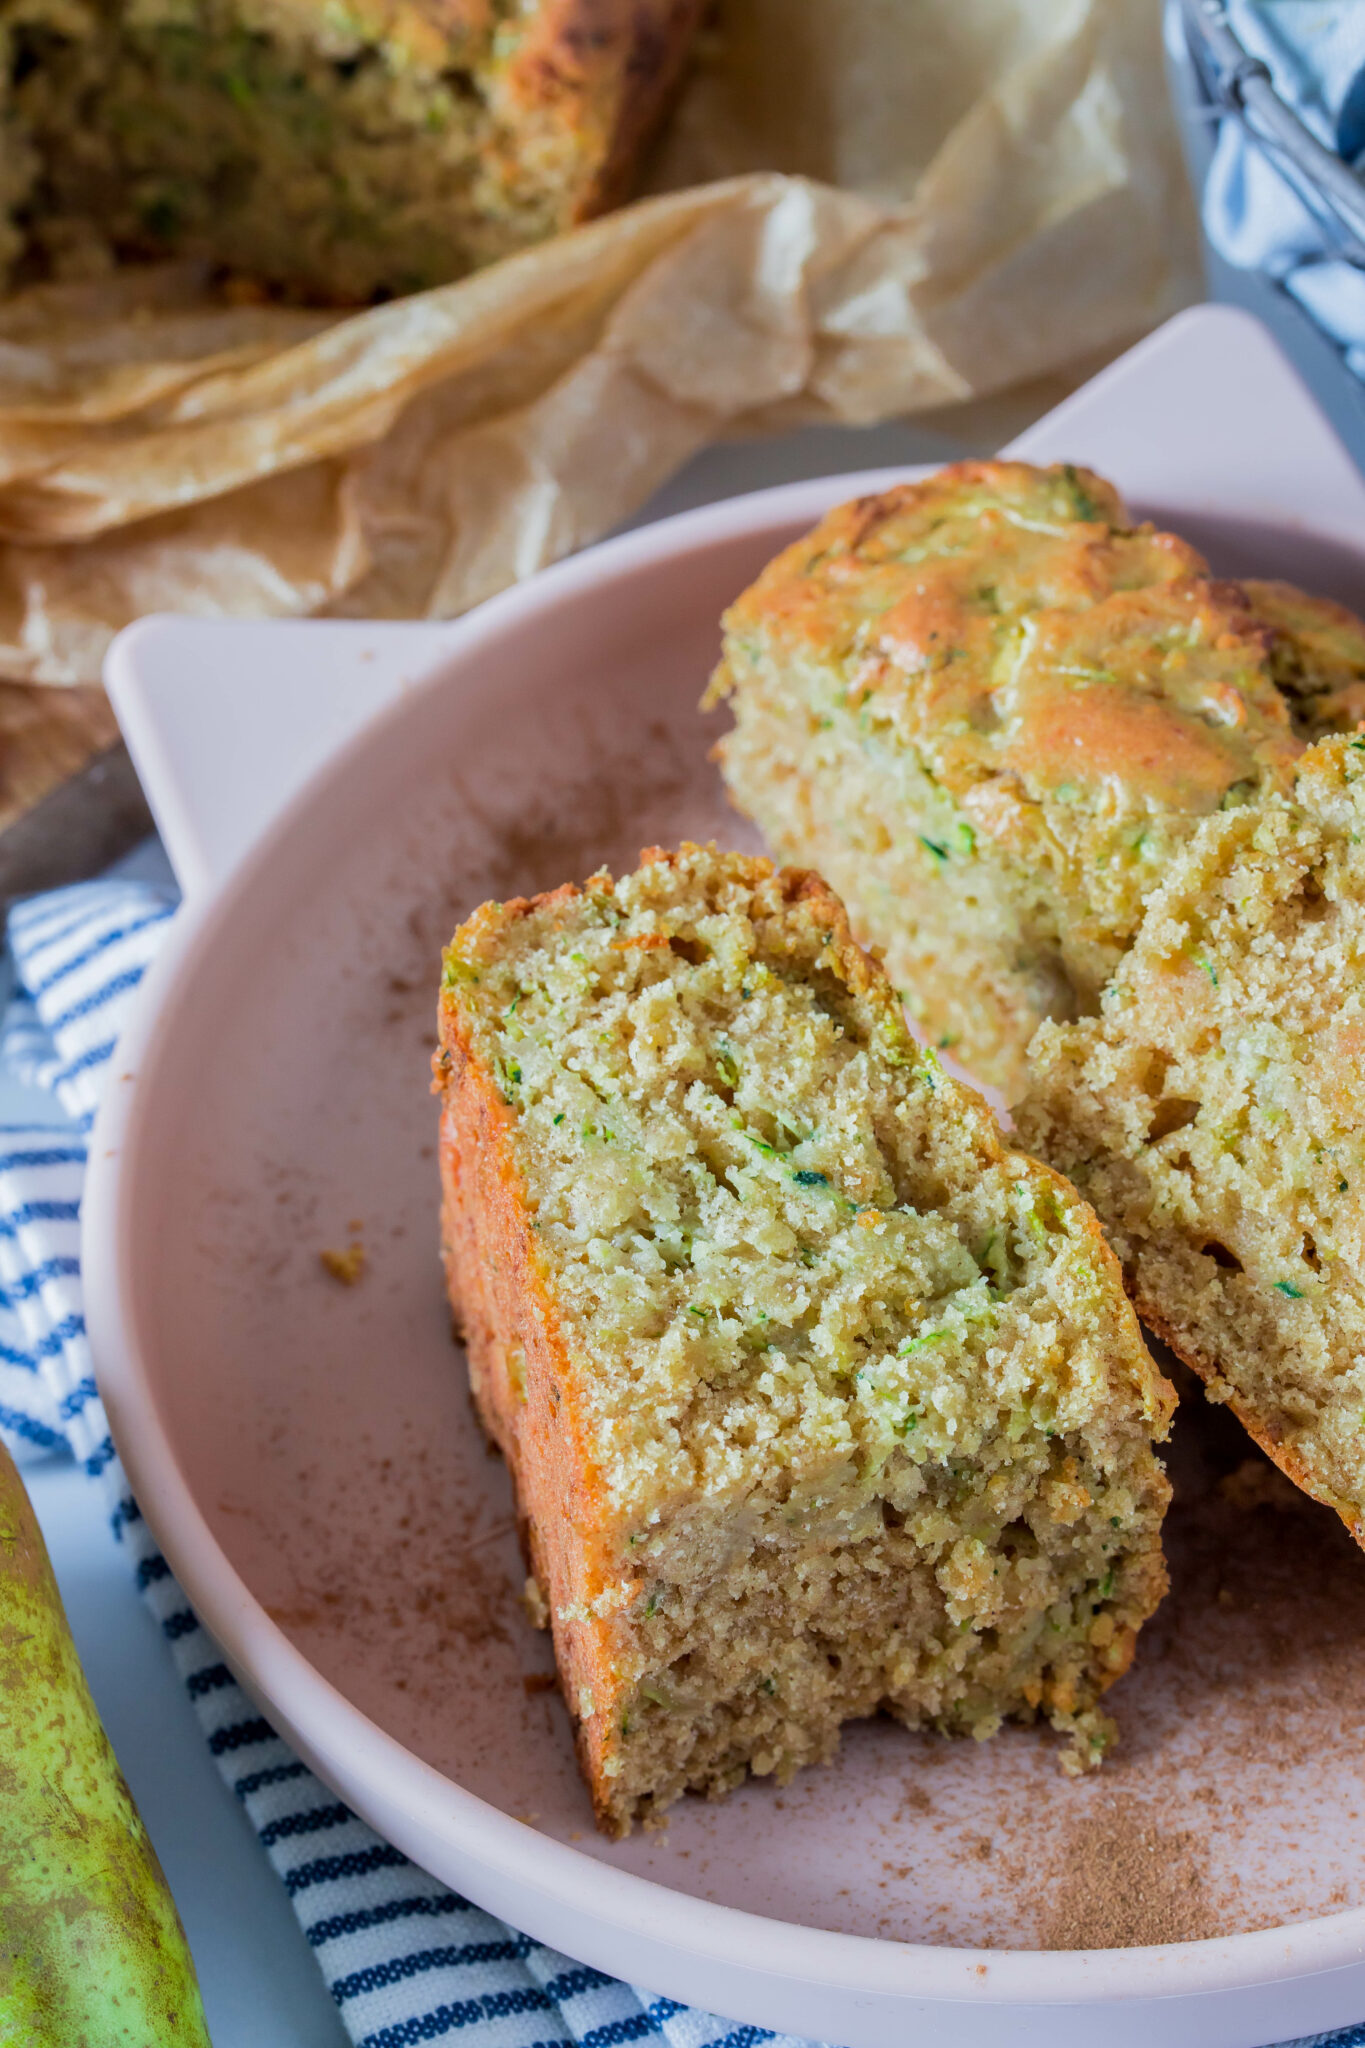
0, 876, 1355, 2048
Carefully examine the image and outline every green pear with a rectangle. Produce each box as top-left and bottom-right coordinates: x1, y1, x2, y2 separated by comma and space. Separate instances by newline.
0, 1438, 212, 2047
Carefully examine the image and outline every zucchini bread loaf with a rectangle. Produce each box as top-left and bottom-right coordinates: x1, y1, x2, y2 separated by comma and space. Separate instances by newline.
706, 460, 1365, 1100
0, 0, 703, 300
434, 843, 1174, 1835
1017, 734, 1365, 1548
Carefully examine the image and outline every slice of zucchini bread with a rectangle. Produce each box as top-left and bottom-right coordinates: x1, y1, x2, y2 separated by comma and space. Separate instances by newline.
705, 460, 1310, 1101
2, 0, 704, 300
434, 843, 1174, 1835
1017, 734, 1365, 1549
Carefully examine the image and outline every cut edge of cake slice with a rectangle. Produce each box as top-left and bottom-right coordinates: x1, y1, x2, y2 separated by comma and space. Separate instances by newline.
435, 842, 1174, 1834
1018, 734, 1365, 1549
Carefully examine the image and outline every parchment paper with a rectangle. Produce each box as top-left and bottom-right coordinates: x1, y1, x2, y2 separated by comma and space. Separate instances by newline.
0, 0, 1197, 684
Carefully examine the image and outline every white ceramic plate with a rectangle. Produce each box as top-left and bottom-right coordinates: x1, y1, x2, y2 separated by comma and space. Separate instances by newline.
88, 310, 1365, 2047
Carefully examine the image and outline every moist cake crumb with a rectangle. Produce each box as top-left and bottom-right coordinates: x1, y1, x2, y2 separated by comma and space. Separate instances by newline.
435, 842, 1173, 1834
1018, 732, 1365, 1545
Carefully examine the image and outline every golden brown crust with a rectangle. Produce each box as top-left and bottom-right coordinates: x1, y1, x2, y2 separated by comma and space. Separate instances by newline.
495, 0, 708, 222
716, 462, 1299, 835
1129, 1290, 1363, 1550
437, 1004, 628, 1832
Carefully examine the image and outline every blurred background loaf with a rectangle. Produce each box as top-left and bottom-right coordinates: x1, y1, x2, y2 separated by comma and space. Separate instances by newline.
0, 0, 706, 301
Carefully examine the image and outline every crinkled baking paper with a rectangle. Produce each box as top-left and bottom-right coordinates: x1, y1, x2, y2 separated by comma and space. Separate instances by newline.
0, 0, 1196, 683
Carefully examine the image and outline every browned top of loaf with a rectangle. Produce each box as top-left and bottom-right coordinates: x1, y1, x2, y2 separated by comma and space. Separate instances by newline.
712, 460, 1309, 974
718, 459, 1302, 817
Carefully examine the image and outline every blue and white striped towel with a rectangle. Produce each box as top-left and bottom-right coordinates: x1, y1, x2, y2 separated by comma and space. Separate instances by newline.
0, 876, 1358, 2048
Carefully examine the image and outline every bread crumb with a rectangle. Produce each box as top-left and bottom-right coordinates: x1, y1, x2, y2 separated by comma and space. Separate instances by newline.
520, 1576, 550, 1629
320, 1243, 365, 1286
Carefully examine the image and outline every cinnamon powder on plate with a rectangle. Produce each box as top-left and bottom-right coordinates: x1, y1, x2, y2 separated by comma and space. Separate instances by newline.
1032, 1794, 1220, 1949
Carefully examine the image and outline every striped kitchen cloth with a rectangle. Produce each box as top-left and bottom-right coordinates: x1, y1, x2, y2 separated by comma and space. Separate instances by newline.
0, 875, 1357, 2048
